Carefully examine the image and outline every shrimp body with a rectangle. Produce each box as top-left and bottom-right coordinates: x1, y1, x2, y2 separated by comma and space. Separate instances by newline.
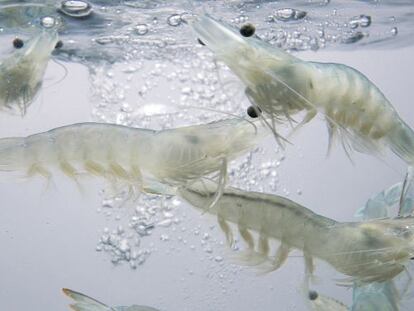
0, 119, 265, 194
179, 180, 414, 283
0, 25, 58, 115
192, 15, 414, 164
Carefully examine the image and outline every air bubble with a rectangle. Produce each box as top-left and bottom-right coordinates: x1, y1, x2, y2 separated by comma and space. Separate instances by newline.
342, 31, 364, 44
167, 14, 182, 27
214, 256, 224, 262
273, 8, 307, 22
59, 0, 92, 18
135, 24, 149, 35
40, 16, 57, 28
391, 27, 398, 36
349, 15, 371, 29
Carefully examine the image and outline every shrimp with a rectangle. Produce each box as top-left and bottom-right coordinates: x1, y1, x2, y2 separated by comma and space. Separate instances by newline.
0, 119, 265, 198
0, 16, 59, 115
191, 15, 414, 170
179, 179, 414, 284
63, 288, 160, 311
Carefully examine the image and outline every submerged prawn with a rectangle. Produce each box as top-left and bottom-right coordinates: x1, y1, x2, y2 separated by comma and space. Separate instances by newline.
179, 180, 414, 284
191, 15, 414, 169
0, 16, 59, 115
0, 119, 265, 197
63, 288, 160, 311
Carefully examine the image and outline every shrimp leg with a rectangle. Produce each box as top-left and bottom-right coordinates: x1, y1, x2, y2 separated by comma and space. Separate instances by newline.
203, 157, 227, 212
399, 166, 414, 216
267, 243, 291, 273
288, 109, 317, 138
218, 214, 235, 247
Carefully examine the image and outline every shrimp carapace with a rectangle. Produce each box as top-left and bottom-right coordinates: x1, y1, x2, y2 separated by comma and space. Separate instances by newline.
179, 180, 414, 284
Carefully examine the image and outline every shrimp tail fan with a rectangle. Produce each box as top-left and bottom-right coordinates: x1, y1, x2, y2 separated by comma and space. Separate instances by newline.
62, 288, 114, 311
0, 137, 25, 172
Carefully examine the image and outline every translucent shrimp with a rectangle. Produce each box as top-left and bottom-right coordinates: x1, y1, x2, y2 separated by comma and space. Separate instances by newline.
63, 288, 160, 311
179, 180, 414, 284
0, 119, 265, 198
191, 15, 414, 167
0, 16, 59, 115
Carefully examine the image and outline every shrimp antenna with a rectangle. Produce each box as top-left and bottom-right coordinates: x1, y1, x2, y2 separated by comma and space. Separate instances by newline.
44, 58, 68, 89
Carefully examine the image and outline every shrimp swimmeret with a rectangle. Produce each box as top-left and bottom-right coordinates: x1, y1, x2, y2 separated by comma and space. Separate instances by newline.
179, 180, 414, 284
191, 15, 414, 168
0, 17, 59, 115
63, 288, 160, 311
0, 119, 266, 197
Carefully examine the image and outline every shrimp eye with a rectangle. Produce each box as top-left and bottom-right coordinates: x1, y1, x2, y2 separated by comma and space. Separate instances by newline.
308, 291, 318, 301
13, 38, 24, 49
55, 40, 63, 49
247, 105, 262, 118
197, 38, 205, 46
240, 23, 255, 37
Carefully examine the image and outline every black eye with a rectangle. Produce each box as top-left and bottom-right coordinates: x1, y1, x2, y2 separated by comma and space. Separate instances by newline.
13, 38, 24, 49
197, 38, 205, 46
308, 291, 318, 301
247, 105, 262, 118
55, 40, 63, 49
240, 23, 255, 37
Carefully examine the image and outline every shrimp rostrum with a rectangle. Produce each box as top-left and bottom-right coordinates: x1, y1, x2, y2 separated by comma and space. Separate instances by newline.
179, 180, 414, 284
0, 17, 59, 115
0, 119, 266, 197
191, 15, 414, 167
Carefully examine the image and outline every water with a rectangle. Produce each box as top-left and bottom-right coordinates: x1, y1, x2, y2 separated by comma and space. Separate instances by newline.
0, 1, 413, 310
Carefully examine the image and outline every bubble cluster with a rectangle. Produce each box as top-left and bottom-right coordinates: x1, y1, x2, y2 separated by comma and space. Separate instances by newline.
96, 192, 183, 268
